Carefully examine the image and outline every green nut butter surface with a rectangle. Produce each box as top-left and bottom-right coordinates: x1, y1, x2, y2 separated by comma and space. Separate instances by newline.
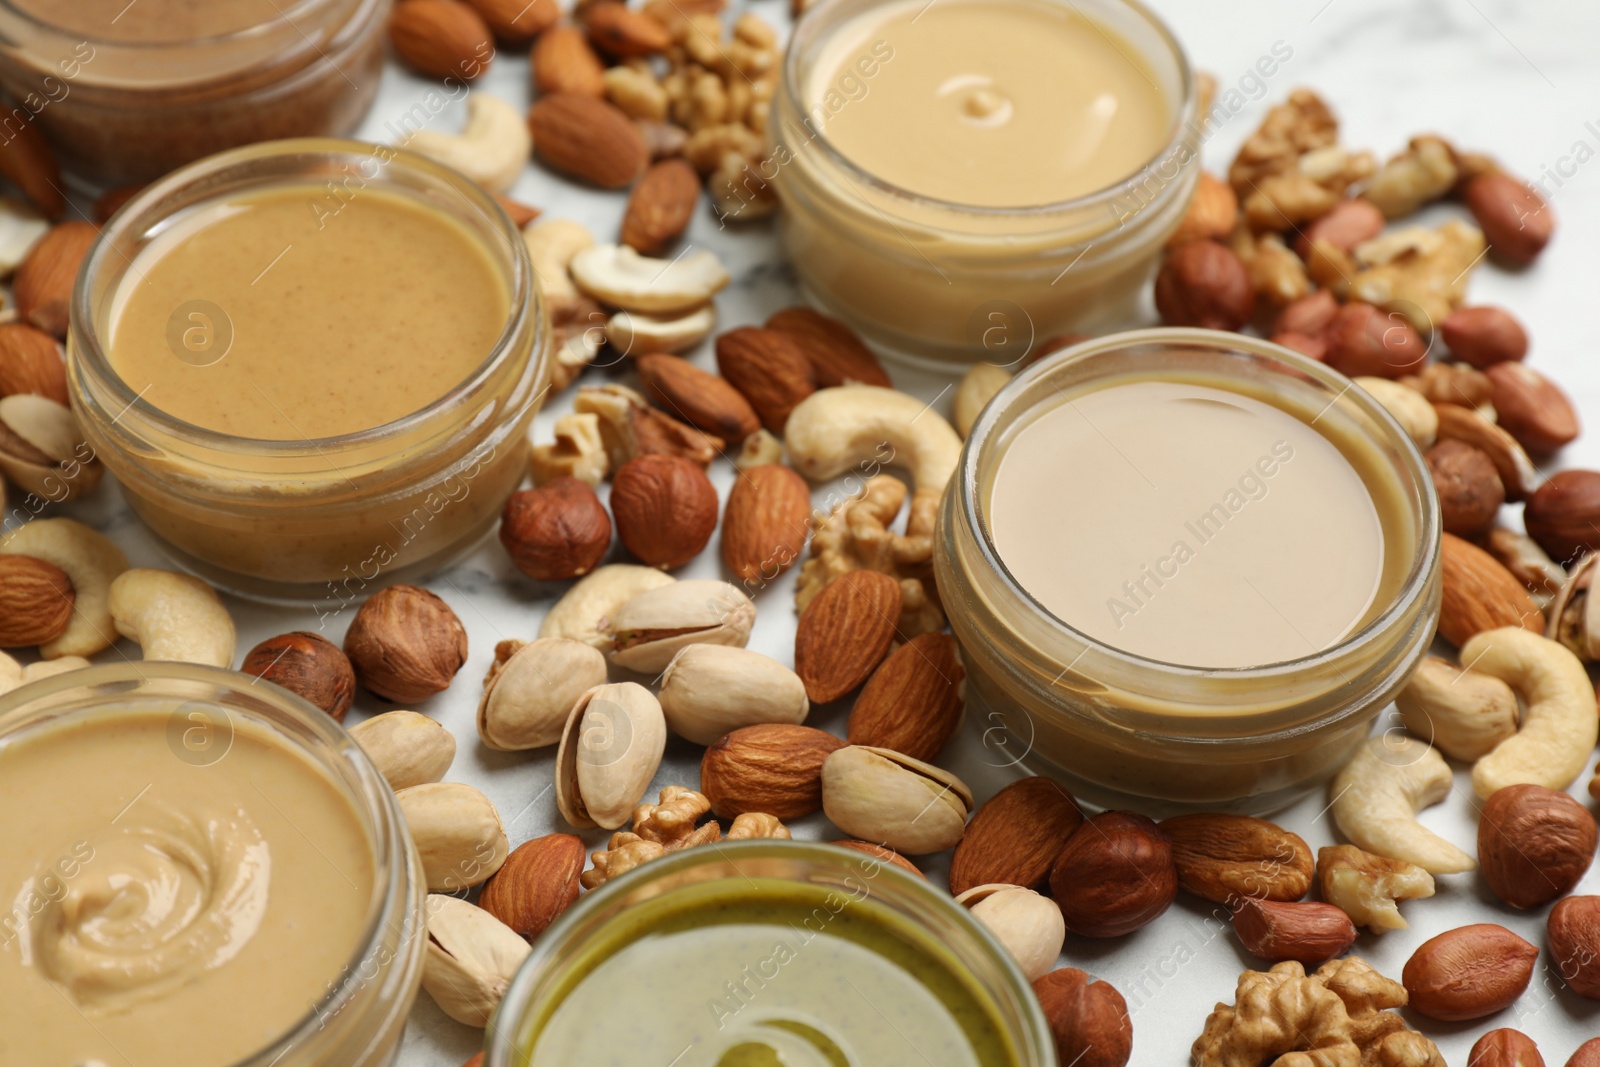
517, 879, 1019, 1066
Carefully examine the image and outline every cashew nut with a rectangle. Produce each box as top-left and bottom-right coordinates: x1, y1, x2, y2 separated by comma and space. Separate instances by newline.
0, 649, 90, 695
108, 569, 236, 668
401, 94, 530, 195
1395, 656, 1518, 761
1330, 735, 1475, 874
524, 219, 595, 318
953, 363, 1012, 439
569, 244, 730, 314
1459, 626, 1598, 799
538, 564, 676, 650
1354, 376, 1436, 449
784, 385, 963, 495
0, 518, 127, 658
605, 305, 717, 355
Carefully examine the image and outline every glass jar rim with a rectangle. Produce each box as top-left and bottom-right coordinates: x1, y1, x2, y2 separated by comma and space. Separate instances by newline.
487, 838, 1053, 1066
779, 0, 1197, 218
960, 327, 1443, 681
69, 137, 540, 457
0, 660, 418, 1067
0, 0, 332, 47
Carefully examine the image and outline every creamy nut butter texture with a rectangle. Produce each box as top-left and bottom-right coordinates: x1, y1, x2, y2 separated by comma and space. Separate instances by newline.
809, 0, 1169, 208
990, 380, 1398, 668
0, 709, 375, 1066
107, 182, 509, 440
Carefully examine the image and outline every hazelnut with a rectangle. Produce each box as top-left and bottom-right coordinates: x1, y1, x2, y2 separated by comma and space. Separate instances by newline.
1425, 439, 1504, 538
499, 478, 612, 581
1479, 784, 1597, 908
1324, 302, 1426, 379
1030, 967, 1132, 1067
610, 453, 719, 569
1547, 896, 1600, 1000
1441, 305, 1528, 368
1525, 469, 1600, 563
1049, 811, 1176, 938
344, 585, 468, 703
1153, 240, 1254, 331
242, 631, 356, 721
1231, 899, 1356, 965
1470, 1030, 1545, 1067
1487, 362, 1581, 456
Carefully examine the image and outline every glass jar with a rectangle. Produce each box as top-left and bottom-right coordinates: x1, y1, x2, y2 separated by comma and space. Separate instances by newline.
771, 0, 1198, 367
486, 840, 1054, 1067
0, 662, 426, 1067
935, 329, 1442, 814
69, 138, 549, 603
0, 0, 390, 183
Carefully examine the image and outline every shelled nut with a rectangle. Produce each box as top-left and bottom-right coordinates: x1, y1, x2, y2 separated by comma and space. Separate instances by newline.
1478, 784, 1597, 909
241, 631, 356, 721
1050, 811, 1176, 938
1402, 923, 1538, 1021
344, 585, 468, 703
701, 723, 844, 820
477, 833, 586, 942
1160, 813, 1314, 905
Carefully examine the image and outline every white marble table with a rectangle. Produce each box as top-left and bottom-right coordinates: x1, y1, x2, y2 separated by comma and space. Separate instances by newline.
51, 0, 1600, 1062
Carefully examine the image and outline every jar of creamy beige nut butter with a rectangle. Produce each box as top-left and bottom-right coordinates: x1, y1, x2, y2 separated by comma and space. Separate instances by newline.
935, 330, 1443, 814
0, 662, 426, 1067
772, 0, 1199, 365
69, 139, 550, 602
0, 0, 389, 182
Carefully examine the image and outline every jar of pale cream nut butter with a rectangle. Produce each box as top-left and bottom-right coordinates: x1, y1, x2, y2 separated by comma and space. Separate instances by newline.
935, 330, 1442, 814
69, 139, 550, 602
0, 0, 389, 182
772, 0, 1199, 365
0, 663, 426, 1067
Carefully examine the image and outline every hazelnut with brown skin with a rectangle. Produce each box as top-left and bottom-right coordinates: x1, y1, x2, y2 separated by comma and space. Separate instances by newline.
1525, 469, 1600, 563
499, 478, 612, 582
1049, 811, 1176, 938
242, 631, 356, 721
1478, 784, 1597, 909
610, 453, 719, 569
1032, 968, 1132, 1067
1154, 240, 1255, 331
1425, 439, 1504, 538
343, 585, 468, 703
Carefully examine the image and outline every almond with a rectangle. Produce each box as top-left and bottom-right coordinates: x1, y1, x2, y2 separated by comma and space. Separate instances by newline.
14, 221, 97, 339
0, 554, 74, 647
846, 632, 964, 762
1526, 470, 1600, 563
949, 777, 1083, 895
793, 570, 901, 703
1486, 362, 1580, 456
466, 0, 556, 42
636, 353, 759, 442
0, 323, 66, 404
764, 306, 891, 388
529, 94, 648, 189
1439, 532, 1544, 646
477, 833, 585, 941
1232, 899, 1357, 964
531, 25, 605, 98
715, 326, 817, 433
0, 117, 63, 219
609, 453, 719, 569
720, 463, 811, 583
388, 0, 493, 81
1160, 813, 1314, 905
1402, 923, 1538, 1021
1441, 305, 1528, 368
700, 723, 846, 820
830, 839, 924, 878
582, 0, 671, 57
1166, 171, 1238, 248
621, 159, 700, 255
1464, 171, 1554, 267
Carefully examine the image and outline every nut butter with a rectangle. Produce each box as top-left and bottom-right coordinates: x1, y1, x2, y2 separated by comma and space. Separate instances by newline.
0, 663, 425, 1067
936, 330, 1441, 813
70, 140, 549, 601
489, 841, 1053, 1067
773, 0, 1198, 364
0, 0, 387, 182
